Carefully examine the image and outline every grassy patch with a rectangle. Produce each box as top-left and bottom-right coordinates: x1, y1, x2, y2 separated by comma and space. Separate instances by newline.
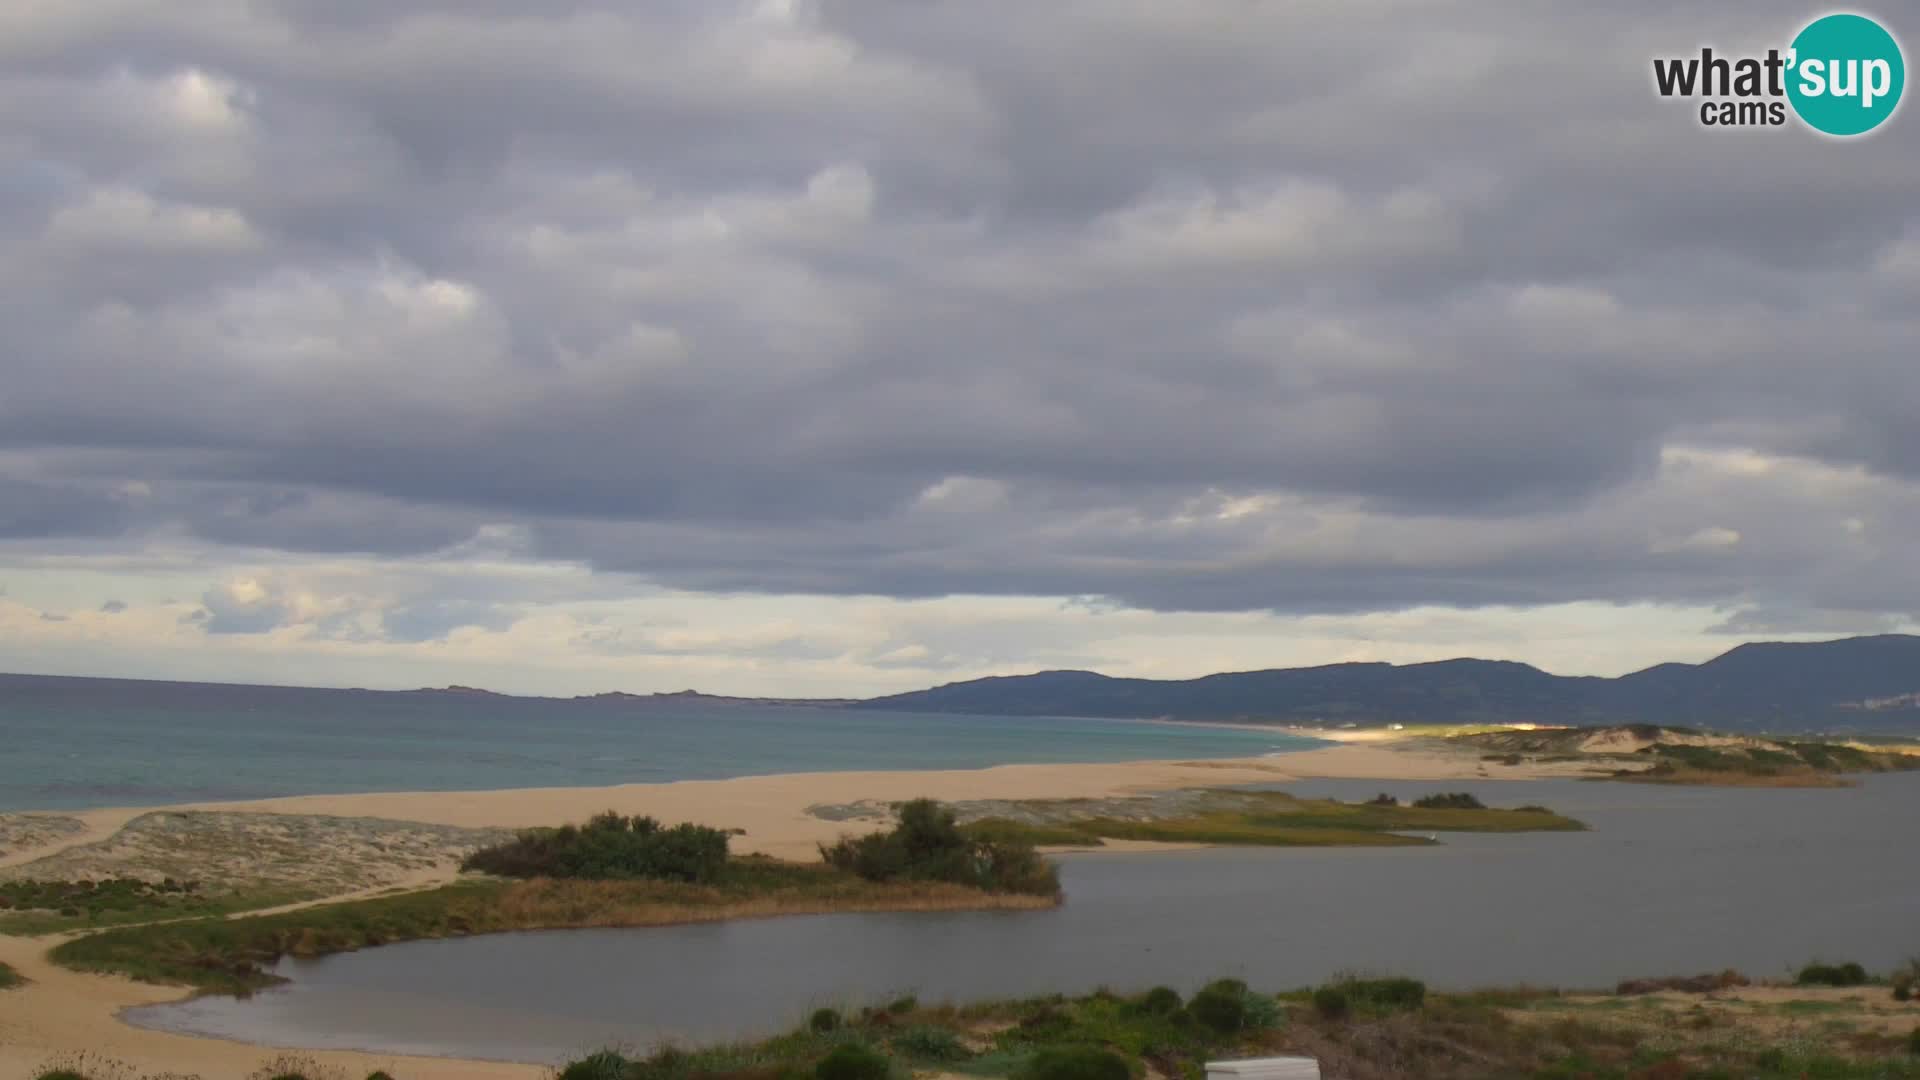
956, 790, 1582, 849
51, 863, 1055, 996
0, 877, 304, 936
0, 958, 22, 989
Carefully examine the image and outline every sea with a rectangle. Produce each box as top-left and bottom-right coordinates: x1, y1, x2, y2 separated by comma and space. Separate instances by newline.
0, 673, 1315, 812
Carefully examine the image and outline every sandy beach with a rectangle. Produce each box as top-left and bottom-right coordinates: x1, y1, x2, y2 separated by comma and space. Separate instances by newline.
0, 740, 1590, 1079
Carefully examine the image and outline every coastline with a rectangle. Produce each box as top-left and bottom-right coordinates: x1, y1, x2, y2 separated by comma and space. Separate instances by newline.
0, 741, 1597, 1079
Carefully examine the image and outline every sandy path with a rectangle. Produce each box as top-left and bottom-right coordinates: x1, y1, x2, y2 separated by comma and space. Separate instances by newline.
0, 742, 1577, 1078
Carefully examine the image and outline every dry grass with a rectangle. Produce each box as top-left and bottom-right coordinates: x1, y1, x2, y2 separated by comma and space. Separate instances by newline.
0, 811, 510, 904
489, 876, 1055, 928
0, 813, 88, 860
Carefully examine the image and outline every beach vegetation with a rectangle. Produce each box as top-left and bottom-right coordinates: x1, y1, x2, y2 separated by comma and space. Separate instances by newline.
809, 1007, 844, 1033
1311, 984, 1349, 1019
820, 799, 1060, 897
1325, 975, 1426, 1013
559, 1051, 635, 1080
970, 789, 1582, 849
1012, 1048, 1130, 1080
1796, 961, 1869, 987
813, 1043, 891, 1080
1189, 977, 1273, 1034
50, 867, 1054, 995
1410, 792, 1484, 810
461, 812, 731, 883
536, 976, 1920, 1080
0, 958, 22, 989
1138, 985, 1182, 1015
0, 876, 290, 935
892, 1025, 969, 1061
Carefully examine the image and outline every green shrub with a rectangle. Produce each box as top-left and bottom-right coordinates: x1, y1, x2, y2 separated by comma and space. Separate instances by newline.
886, 994, 918, 1015
1909, 1026, 1920, 1055
1242, 990, 1282, 1030
819, 799, 1059, 896
814, 1043, 891, 1080
366, 1073, 396, 1080
559, 1049, 636, 1080
893, 1026, 968, 1061
1340, 976, 1426, 1012
1795, 961, 1868, 987
1013, 1047, 1131, 1080
1190, 980, 1249, 1033
1312, 985, 1350, 1019
462, 812, 730, 883
1140, 986, 1183, 1015
810, 1007, 844, 1033
1411, 793, 1485, 810
1365, 793, 1399, 806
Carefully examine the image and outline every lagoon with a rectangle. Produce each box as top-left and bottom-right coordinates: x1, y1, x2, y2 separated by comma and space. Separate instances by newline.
127, 773, 1920, 1064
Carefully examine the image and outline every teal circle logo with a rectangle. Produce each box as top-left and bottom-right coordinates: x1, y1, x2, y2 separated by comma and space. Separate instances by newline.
1787, 13, 1905, 136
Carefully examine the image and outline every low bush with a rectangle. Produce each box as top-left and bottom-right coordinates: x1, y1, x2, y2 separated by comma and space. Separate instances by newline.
462, 811, 730, 883
814, 1043, 890, 1080
1796, 961, 1868, 987
886, 994, 918, 1015
1365, 793, 1400, 806
892, 1026, 968, 1061
1909, 1026, 1920, 1055
1190, 977, 1260, 1033
1411, 793, 1485, 810
558, 1050, 634, 1080
1014, 1047, 1131, 1080
1311, 976, 1425, 1018
810, 1007, 843, 1033
1139, 986, 1183, 1015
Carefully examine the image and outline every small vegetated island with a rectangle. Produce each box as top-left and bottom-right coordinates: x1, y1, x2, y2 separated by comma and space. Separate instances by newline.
817, 789, 1585, 850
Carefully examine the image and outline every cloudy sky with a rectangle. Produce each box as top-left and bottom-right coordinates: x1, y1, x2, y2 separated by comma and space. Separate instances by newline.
3, 1, 1917, 696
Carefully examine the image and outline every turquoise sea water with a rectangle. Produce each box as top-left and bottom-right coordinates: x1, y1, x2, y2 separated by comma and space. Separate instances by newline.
0, 674, 1316, 812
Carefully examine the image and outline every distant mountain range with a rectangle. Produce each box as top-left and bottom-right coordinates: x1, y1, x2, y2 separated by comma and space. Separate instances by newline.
852, 634, 1920, 734
5, 635, 1917, 735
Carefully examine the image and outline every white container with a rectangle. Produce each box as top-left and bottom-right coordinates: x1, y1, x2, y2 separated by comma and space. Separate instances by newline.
1205, 1056, 1321, 1080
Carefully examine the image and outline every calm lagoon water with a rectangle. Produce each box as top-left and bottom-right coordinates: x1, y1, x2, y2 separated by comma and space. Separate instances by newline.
0, 674, 1310, 811
129, 773, 1920, 1064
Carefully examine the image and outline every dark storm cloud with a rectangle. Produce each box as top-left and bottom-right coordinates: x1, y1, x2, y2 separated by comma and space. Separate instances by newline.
3, 0, 1919, 624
